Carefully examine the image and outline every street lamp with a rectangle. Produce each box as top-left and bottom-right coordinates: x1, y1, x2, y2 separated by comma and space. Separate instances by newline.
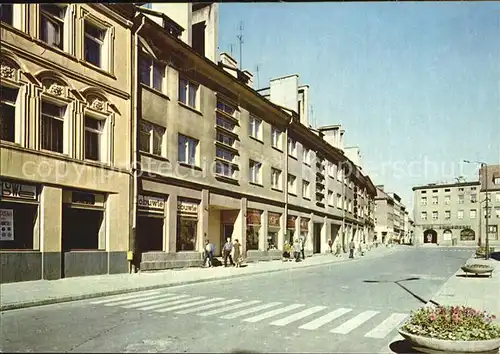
464, 160, 490, 260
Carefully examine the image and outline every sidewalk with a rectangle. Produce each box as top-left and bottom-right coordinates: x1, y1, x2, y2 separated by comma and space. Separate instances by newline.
0, 245, 399, 312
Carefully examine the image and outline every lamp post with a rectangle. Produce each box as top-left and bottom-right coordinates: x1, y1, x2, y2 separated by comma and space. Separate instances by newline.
464, 160, 489, 259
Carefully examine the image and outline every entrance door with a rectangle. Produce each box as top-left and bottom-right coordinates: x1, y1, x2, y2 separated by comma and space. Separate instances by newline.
221, 224, 234, 256
137, 216, 164, 253
313, 223, 322, 254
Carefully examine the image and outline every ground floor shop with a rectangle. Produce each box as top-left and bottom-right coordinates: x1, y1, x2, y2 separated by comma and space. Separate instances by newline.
0, 177, 129, 283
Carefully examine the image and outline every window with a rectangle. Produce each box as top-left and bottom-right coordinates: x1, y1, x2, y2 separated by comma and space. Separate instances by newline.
432, 196, 438, 205
344, 196, 347, 211
139, 56, 164, 92
288, 174, 296, 194
84, 21, 105, 68
215, 146, 235, 163
302, 180, 310, 199
458, 195, 464, 204
496, 193, 500, 203
249, 160, 261, 184
444, 210, 450, 220
348, 199, 352, 213
84, 115, 105, 161
41, 101, 65, 153
177, 134, 198, 166
337, 166, 343, 181
271, 168, 282, 190
216, 99, 236, 116
421, 190, 427, 194
328, 190, 334, 206
420, 197, 427, 206
484, 207, 492, 219
471, 187, 477, 190
458, 188, 464, 192
40, 4, 66, 50
329, 162, 337, 178
271, 127, 281, 149
457, 210, 464, 219
432, 189, 438, 193
139, 121, 164, 156
0, 86, 18, 142
215, 161, 234, 178
421, 211, 427, 220
216, 132, 235, 147
0, 4, 13, 25
248, 115, 261, 139
336, 193, 342, 208
470, 194, 477, 203
216, 115, 235, 132
303, 148, 310, 165
494, 178, 500, 185
178, 78, 198, 108
444, 188, 450, 192
444, 195, 450, 205
470, 209, 477, 219
287, 138, 297, 157
495, 207, 500, 219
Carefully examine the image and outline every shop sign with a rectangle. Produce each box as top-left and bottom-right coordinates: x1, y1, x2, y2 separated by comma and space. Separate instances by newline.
1, 181, 37, 200
287, 215, 296, 229
247, 209, 261, 226
268, 212, 281, 228
0, 209, 14, 241
421, 224, 468, 230
178, 200, 198, 215
72, 191, 96, 205
138, 195, 164, 211
300, 218, 310, 231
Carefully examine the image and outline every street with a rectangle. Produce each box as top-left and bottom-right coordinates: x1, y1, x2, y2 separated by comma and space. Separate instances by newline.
1, 247, 473, 353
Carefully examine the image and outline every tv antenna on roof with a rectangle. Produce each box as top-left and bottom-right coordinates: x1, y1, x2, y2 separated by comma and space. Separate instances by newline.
237, 21, 244, 70
255, 64, 260, 89
229, 44, 235, 57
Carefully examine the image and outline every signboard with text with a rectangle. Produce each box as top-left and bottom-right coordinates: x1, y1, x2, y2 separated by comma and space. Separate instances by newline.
1, 181, 37, 201
0, 209, 14, 241
138, 195, 165, 211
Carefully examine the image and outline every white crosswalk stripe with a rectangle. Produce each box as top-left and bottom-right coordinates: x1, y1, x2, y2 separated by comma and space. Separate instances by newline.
104, 293, 174, 307
243, 304, 305, 323
330, 310, 380, 334
155, 297, 225, 313
299, 308, 352, 330
90, 290, 160, 305
123, 294, 188, 309
175, 299, 242, 315
198, 300, 262, 317
364, 313, 408, 339
140, 296, 206, 311
270, 306, 327, 326
220, 302, 282, 320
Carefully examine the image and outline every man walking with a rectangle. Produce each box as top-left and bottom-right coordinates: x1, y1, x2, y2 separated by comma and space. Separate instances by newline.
222, 237, 234, 267
349, 238, 355, 259
300, 235, 306, 260
327, 239, 333, 253
204, 239, 215, 267
293, 238, 302, 262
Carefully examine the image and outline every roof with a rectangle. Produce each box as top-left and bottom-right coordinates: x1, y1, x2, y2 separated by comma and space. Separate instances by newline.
412, 181, 480, 191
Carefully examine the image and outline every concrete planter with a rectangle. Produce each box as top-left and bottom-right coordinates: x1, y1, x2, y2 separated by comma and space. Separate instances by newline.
461, 265, 494, 274
398, 329, 500, 353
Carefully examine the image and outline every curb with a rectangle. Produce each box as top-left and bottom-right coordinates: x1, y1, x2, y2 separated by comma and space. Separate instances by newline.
0, 248, 398, 312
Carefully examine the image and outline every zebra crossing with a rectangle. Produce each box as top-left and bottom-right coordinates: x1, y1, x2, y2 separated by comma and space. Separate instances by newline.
90, 290, 408, 340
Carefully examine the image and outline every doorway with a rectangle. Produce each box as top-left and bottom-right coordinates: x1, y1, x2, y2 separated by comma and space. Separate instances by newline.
313, 223, 322, 254
220, 224, 234, 256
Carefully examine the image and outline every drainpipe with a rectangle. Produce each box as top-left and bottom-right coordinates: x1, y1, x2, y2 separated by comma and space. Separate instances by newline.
131, 16, 146, 271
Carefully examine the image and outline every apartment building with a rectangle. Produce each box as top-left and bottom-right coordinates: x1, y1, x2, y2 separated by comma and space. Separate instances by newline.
479, 164, 500, 244
388, 192, 405, 241
374, 186, 396, 243
0, 4, 135, 282
412, 181, 481, 246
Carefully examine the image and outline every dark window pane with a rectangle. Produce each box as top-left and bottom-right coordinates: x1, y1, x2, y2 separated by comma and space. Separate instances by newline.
139, 132, 150, 152
42, 102, 64, 117
40, 14, 63, 49
178, 79, 187, 103
85, 131, 99, 161
0, 104, 15, 142
85, 22, 104, 41
152, 65, 163, 91
42, 115, 63, 152
84, 37, 101, 67
0, 4, 13, 25
177, 135, 186, 162
152, 128, 162, 155
0, 202, 37, 250
1, 86, 19, 103
40, 4, 66, 19
188, 83, 197, 107
139, 57, 151, 86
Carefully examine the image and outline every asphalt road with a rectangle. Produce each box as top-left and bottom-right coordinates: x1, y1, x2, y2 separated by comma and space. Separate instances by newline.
1, 247, 472, 353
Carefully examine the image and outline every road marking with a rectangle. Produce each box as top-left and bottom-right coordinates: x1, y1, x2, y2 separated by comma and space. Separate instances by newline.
198, 300, 262, 317
220, 302, 282, 319
270, 306, 327, 326
140, 296, 205, 311
123, 294, 188, 309
330, 310, 380, 334
90, 290, 160, 304
104, 293, 175, 307
365, 313, 408, 339
155, 297, 224, 313
175, 299, 242, 315
299, 308, 352, 330
242, 304, 305, 323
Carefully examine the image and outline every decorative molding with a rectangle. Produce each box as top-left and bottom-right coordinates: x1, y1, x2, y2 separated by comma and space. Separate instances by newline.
0, 64, 16, 79
90, 97, 105, 111
47, 83, 64, 96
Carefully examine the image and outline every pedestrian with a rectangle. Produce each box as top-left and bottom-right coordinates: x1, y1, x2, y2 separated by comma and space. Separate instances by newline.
300, 236, 306, 260
335, 242, 342, 257
204, 239, 215, 267
327, 239, 333, 253
232, 239, 242, 267
349, 238, 355, 259
222, 237, 234, 267
293, 238, 302, 262
282, 241, 292, 261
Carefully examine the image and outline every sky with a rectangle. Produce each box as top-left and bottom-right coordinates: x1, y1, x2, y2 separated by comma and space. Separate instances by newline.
218, 2, 500, 217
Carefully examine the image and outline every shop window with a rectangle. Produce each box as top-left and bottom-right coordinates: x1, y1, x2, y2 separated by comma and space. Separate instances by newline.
39, 4, 66, 50
84, 115, 105, 161
246, 226, 259, 250
0, 202, 37, 249
0, 85, 18, 142
176, 216, 197, 251
267, 232, 277, 250
62, 207, 103, 250
41, 101, 66, 153
137, 216, 163, 252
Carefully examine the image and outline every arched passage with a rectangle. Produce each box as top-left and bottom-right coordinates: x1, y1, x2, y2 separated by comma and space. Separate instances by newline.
460, 228, 475, 241
443, 229, 453, 241
423, 229, 437, 244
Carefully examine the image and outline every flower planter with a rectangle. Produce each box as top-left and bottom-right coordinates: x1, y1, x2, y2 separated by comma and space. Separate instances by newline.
461, 265, 494, 277
398, 329, 500, 353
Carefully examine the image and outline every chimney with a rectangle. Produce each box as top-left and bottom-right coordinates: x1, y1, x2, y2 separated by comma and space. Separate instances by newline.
376, 185, 385, 191
318, 124, 342, 149
242, 69, 253, 88
219, 52, 238, 78
269, 74, 299, 112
